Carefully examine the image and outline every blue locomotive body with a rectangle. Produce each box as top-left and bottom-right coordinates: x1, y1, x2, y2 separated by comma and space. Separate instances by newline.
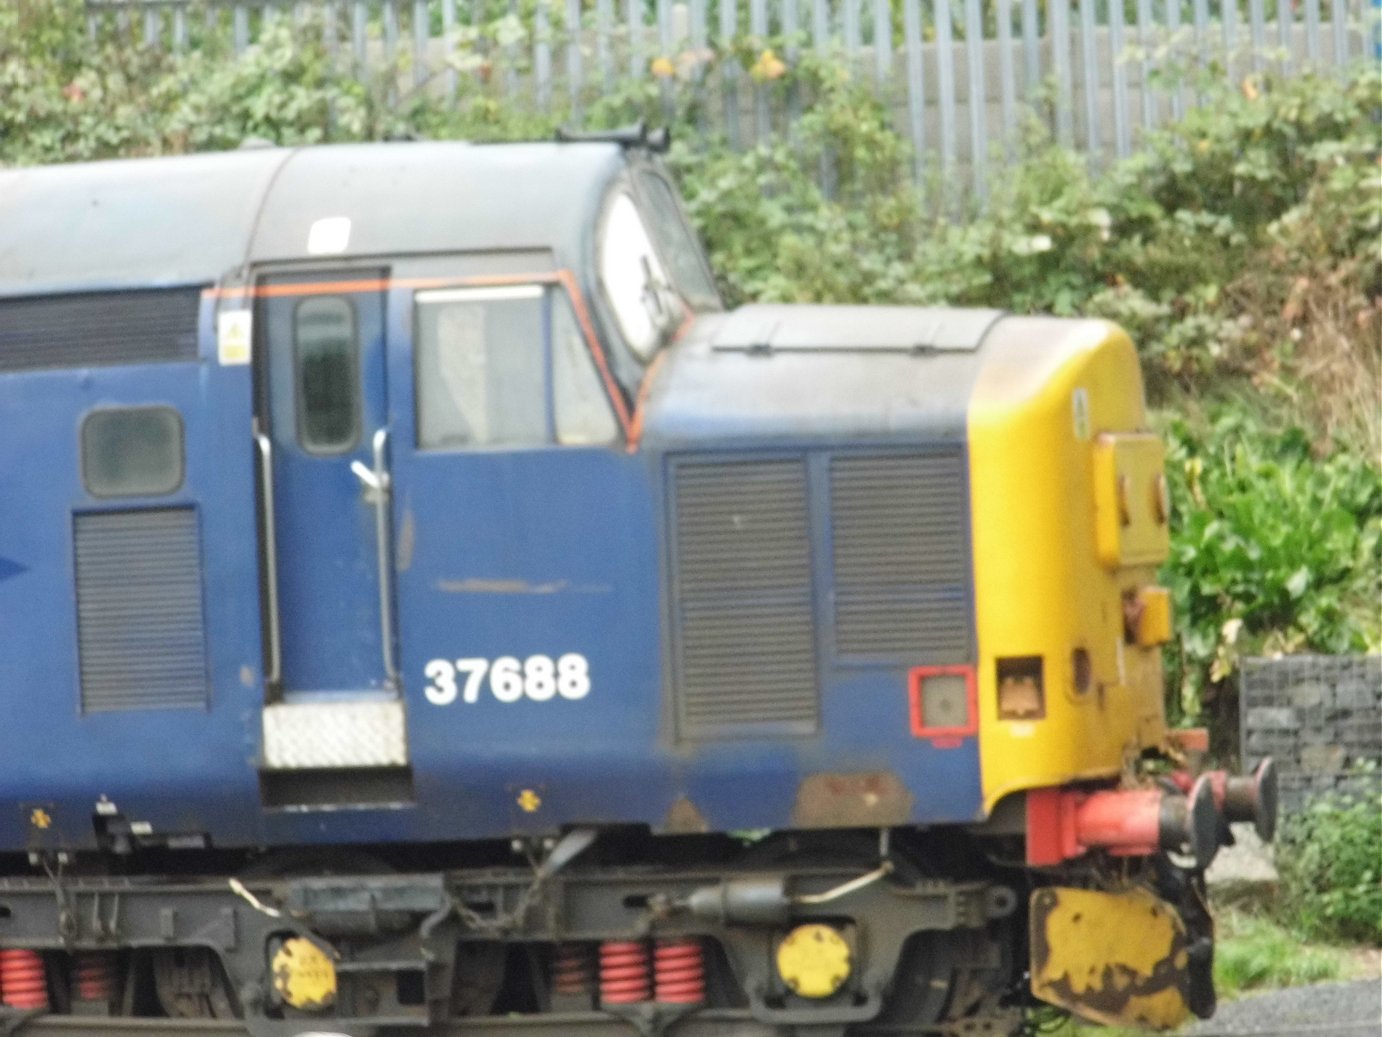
0, 141, 984, 857
0, 139, 1269, 1036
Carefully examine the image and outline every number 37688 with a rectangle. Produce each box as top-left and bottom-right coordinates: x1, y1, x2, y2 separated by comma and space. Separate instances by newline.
423, 654, 591, 705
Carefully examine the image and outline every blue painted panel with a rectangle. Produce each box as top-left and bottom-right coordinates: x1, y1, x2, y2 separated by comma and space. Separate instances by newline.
0, 291, 267, 852
0, 275, 986, 856
392, 444, 671, 832
252, 282, 986, 847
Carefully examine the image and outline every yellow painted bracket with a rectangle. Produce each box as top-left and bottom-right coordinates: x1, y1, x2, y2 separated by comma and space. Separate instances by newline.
1030, 886, 1191, 1031
1093, 434, 1171, 569
1135, 586, 1173, 647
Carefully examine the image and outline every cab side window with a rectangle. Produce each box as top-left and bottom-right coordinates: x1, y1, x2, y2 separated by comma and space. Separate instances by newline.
81, 406, 185, 497
414, 286, 618, 449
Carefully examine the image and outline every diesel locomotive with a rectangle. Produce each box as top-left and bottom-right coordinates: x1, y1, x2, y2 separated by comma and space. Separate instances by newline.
0, 134, 1276, 1037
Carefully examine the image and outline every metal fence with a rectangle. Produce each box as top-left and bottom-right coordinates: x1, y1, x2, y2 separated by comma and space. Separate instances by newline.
84, 0, 1374, 196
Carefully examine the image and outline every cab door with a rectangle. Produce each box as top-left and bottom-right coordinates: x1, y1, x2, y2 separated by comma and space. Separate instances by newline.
254, 270, 409, 780
383, 266, 671, 834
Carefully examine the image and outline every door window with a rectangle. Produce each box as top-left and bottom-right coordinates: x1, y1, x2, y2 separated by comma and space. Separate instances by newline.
414, 285, 617, 450
294, 296, 360, 454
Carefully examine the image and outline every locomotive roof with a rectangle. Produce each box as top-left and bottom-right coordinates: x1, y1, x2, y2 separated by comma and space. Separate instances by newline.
641, 307, 1130, 445
0, 141, 627, 298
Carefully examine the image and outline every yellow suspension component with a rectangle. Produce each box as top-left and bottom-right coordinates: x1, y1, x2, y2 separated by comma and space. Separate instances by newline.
271, 936, 338, 1012
775, 923, 851, 999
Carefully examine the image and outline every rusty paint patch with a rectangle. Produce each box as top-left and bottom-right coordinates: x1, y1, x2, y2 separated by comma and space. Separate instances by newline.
240, 664, 256, 688
791, 772, 913, 828
663, 796, 710, 834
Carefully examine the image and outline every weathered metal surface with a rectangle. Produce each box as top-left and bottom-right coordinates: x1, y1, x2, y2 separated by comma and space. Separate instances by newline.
791, 772, 914, 828
1030, 885, 1192, 1030
641, 308, 997, 445
0, 143, 621, 299
0, 149, 284, 296
663, 796, 711, 833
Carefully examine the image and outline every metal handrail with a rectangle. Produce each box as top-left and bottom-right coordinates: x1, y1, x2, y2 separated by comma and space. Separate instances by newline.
351, 428, 400, 687
253, 428, 283, 687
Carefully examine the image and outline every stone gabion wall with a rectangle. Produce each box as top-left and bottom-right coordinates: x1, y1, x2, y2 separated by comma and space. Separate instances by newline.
1241, 654, 1382, 815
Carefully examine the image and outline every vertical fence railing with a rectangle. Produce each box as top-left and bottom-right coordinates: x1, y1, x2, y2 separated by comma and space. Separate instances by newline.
82, 0, 1371, 197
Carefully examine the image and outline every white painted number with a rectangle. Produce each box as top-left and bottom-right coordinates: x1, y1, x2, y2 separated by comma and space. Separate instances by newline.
491, 657, 524, 703
423, 654, 591, 705
456, 658, 488, 703
524, 655, 557, 701
557, 653, 591, 700
424, 659, 458, 705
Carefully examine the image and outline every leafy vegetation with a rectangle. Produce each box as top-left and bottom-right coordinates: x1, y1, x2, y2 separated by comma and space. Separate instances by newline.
1161, 413, 1381, 718
3, 0, 1377, 724
1277, 779, 1382, 945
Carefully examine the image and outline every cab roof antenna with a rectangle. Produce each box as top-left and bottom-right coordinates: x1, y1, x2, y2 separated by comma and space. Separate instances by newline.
555, 121, 671, 153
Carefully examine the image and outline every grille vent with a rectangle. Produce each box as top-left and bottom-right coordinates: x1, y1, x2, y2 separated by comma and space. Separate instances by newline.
671, 459, 818, 737
74, 508, 209, 713
0, 287, 201, 372
830, 451, 972, 659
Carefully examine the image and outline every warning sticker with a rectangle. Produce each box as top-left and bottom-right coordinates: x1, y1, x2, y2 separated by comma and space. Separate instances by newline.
218, 309, 253, 366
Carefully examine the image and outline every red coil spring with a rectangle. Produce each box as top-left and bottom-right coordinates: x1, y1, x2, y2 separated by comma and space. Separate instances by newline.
0, 950, 49, 1010
653, 938, 706, 1005
551, 943, 594, 998
73, 951, 117, 1003
598, 940, 651, 1005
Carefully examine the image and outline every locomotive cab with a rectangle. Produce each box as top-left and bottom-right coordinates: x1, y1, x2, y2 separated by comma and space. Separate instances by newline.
0, 139, 1274, 1036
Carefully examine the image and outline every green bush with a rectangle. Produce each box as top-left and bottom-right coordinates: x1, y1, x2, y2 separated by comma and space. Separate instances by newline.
1160, 411, 1382, 718
671, 59, 935, 307
1277, 779, 1382, 945
0, 1, 408, 160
